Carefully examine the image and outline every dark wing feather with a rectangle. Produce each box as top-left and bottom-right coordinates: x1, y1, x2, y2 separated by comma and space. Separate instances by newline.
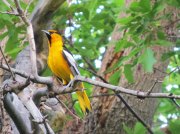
62, 49, 80, 76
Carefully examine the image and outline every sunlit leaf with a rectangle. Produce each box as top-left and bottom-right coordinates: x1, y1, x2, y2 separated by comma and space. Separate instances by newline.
124, 64, 134, 83
134, 122, 146, 134
139, 0, 151, 12
154, 40, 173, 46
123, 123, 133, 134
169, 119, 180, 134
139, 48, 156, 72
109, 70, 121, 85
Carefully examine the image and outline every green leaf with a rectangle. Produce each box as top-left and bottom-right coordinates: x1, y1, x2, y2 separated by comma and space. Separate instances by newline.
123, 123, 133, 134
117, 16, 134, 25
157, 31, 165, 40
6, 46, 25, 56
153, 128, 165, 134
105, 47, 143, 73
0, 32, 8, 40
42, 67, 53, 76
168, 73, 180, 84
115, 39, 126, 53
139, 0, 151, 12
154, 40, 172, 46
83, 83, 92, 96
90, 21, 105, 29
139, 48, 156, 72
134, 122, 146, 134
176, 39, 180, 47
72, 93, 83, 118
109, 70, 121, 85
161, 51, 176, 61
167, 0, 180, 8
115, 39, 135, 53
74, 101, 83, 118
130, 2, 142, 12
124, 64, 134, 83
92, 13, 109, 21
81, 8, 90, 20
169, 119, 180, 134
112, 0, 125, 7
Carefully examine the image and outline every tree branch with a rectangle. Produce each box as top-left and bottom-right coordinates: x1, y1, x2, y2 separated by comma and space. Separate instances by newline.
0, 63, 52, 84
74, 76, 180, 99
30, 0, 65, 52
0, 46, 15, 80
0, 11, 19, 16
3, 93, 34, 134
14, 0, 30, 25
1, 64, 180, 100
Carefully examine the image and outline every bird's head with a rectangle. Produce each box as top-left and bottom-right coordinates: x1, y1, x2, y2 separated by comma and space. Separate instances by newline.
42, 30, 63, 46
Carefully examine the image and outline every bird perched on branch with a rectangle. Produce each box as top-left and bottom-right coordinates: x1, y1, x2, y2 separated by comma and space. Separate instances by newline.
42, 30, 91, 113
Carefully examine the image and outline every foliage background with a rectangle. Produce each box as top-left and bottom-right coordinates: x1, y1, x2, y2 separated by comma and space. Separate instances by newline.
0, 0, 179, 133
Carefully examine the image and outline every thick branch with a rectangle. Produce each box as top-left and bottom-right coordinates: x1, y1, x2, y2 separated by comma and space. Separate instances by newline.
1, 63, 179, 100
3, 93, 33, 134
0, 63, 52, 84
74, 76, 180, 99
31, 0, 65, 52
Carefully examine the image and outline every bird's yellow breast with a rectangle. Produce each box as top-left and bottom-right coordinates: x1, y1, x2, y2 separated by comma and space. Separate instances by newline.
48, 42, 72, 84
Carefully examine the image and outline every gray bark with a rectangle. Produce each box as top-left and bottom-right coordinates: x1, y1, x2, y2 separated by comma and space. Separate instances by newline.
83, 4, 178, 134
57, 1, 180, 134
2, 0, 65, 133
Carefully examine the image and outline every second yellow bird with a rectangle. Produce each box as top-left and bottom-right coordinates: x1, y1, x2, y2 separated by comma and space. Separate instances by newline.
43, 30, 91, 113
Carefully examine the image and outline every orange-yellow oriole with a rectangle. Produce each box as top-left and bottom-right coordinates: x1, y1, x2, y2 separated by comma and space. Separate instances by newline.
43, 30, 91, 113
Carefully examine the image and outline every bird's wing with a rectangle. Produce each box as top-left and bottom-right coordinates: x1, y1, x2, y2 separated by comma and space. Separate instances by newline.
62, 48, 80, 76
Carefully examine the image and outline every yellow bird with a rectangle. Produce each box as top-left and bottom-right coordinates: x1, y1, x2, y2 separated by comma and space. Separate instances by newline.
43, 30, 91, 113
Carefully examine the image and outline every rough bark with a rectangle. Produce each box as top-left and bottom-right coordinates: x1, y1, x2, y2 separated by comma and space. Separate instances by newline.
82, 3, 179, 134
58, 2, 179, 134
1, 0, 65, 133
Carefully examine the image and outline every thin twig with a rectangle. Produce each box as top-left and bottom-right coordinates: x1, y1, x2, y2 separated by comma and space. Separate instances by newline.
14, 0, 30, 25
88, 68, 154, 133
55, 96, 81, 120
79, 66, 108, 83
89, 93, 115, 98
0, 11, 19, 16
80, 66, 154, 133
24, 0, 33, 15
80, 65, 153, 132
173, 56, 180, 73
1, 64, 180, 99
2, 0, 15, 11
63, 33, 97, 73
13, 0, 39, 78
4, 0, 48, 84
171, 98, 180, 108
164, 19, 180, 28
2, 77, 30, 94
0, 46, 15, 80
73, 76, 180, 99
154, 67, 178, 76
116, 94, 153, 134
72, 93, 116, 104
0, 63, 52, 84
146, 79, 158, 95
32, 115, 51, 134
43, 116, 51, 134
67, 16, 73, 47
169, 67, 179, 75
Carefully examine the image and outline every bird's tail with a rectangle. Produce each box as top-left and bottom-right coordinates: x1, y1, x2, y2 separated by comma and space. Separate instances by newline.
76, 83, 91, 113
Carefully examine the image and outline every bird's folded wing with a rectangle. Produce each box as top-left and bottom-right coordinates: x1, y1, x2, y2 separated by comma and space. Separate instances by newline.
62, 49, 80, 76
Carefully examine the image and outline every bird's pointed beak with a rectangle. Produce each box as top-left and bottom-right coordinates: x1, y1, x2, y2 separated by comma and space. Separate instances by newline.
42, 30, 51, 41
42, 30, 50, 35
